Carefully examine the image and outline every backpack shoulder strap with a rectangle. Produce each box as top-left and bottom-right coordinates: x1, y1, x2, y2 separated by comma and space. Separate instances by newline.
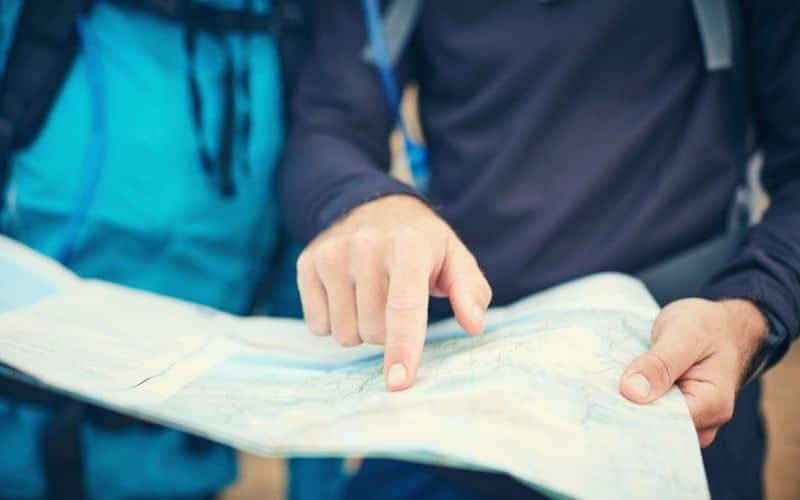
364, 0, 734, 71
691, 0, 734, 71
362, 0, 423, 65
0, 0, 89, 204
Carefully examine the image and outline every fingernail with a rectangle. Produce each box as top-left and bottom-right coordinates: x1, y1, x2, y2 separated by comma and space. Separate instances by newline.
386, 363, 407, 388
628, 373, 651, 399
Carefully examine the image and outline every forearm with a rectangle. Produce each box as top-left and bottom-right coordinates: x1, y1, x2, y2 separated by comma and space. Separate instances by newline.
277, 0, 419, 242
279, 132, 417, 242
701, 181, 800, 370
699, 0, 800, 371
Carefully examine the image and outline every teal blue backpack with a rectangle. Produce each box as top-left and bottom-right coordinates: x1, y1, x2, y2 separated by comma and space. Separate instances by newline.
0, 2, 311, 498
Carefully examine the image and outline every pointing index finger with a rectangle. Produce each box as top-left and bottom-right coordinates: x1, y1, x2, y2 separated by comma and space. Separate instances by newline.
383, 248, 432, 391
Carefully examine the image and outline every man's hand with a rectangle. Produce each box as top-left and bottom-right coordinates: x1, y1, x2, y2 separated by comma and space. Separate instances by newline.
296, 195, 492, 391
619, 298, 768, 447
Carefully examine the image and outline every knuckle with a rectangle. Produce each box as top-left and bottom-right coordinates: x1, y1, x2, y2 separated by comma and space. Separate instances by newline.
385, 337, 417, 353
680, 318, 704, 335
686, 330, 704, 356
296, 251, 314, 277
387, 225, 420, 248
314, 239, 345, 268
643, 352, 673, 388
350, 229, 381, 256
386, 291, 424, 311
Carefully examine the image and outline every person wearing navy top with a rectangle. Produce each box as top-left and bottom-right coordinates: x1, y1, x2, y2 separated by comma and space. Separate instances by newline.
279, 1, 799, 498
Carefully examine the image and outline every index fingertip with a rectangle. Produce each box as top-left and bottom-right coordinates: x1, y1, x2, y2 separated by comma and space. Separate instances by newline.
385, 362, 409, 391
456, 302, 486, 336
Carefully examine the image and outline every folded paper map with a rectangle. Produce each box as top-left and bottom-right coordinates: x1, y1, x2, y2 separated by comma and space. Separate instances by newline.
0, 236, 709, 499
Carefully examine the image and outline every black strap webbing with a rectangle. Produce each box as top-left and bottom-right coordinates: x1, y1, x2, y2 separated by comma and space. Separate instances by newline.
0, 0, 87, 465
108, 0, 276, 35
0, 0, 88, 202
42, 402, 86, 500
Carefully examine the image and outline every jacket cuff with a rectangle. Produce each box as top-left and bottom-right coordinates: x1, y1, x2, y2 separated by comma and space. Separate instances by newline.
701, 270, 795, 374
315, 174, 421, 234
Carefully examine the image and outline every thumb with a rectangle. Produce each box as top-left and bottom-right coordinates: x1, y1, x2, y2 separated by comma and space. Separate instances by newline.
620, 325, 705, 404
435, 239, 492, 335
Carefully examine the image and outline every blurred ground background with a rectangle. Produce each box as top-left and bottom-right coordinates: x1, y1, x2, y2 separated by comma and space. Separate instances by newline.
762, 342, 800, 499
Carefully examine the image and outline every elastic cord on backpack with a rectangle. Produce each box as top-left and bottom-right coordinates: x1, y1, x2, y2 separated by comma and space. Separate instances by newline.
361, 0, 430, 193
56, 17, 107, 265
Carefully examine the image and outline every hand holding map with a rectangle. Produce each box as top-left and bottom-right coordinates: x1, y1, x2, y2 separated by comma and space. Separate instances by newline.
0, 236, 709, 499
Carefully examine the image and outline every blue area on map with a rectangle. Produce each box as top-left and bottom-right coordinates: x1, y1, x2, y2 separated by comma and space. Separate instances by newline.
0, 254, 59, 312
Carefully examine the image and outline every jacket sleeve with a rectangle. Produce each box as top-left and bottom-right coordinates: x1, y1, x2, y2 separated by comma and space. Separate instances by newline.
278, 0, 419, 244
702, 0, 800, 367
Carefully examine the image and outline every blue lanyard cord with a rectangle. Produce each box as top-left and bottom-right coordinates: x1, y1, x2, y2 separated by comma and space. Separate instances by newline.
361, 0, 430, 193
56, 17, 107, 265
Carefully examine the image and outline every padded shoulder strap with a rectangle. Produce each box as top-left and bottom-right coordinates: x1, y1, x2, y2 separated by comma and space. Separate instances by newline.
0, 0, 88, 205
691, 0, 733, 71
362, 0, 422, 65
0, 0, 87, 150
364, 0, 734, 72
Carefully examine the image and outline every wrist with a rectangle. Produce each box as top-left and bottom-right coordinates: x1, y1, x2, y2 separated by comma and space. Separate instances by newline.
339, 194, 441, 230
718, 299, 769, 384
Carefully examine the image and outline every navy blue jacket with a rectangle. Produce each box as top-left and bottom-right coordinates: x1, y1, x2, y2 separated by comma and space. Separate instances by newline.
280, 0, 799, 364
